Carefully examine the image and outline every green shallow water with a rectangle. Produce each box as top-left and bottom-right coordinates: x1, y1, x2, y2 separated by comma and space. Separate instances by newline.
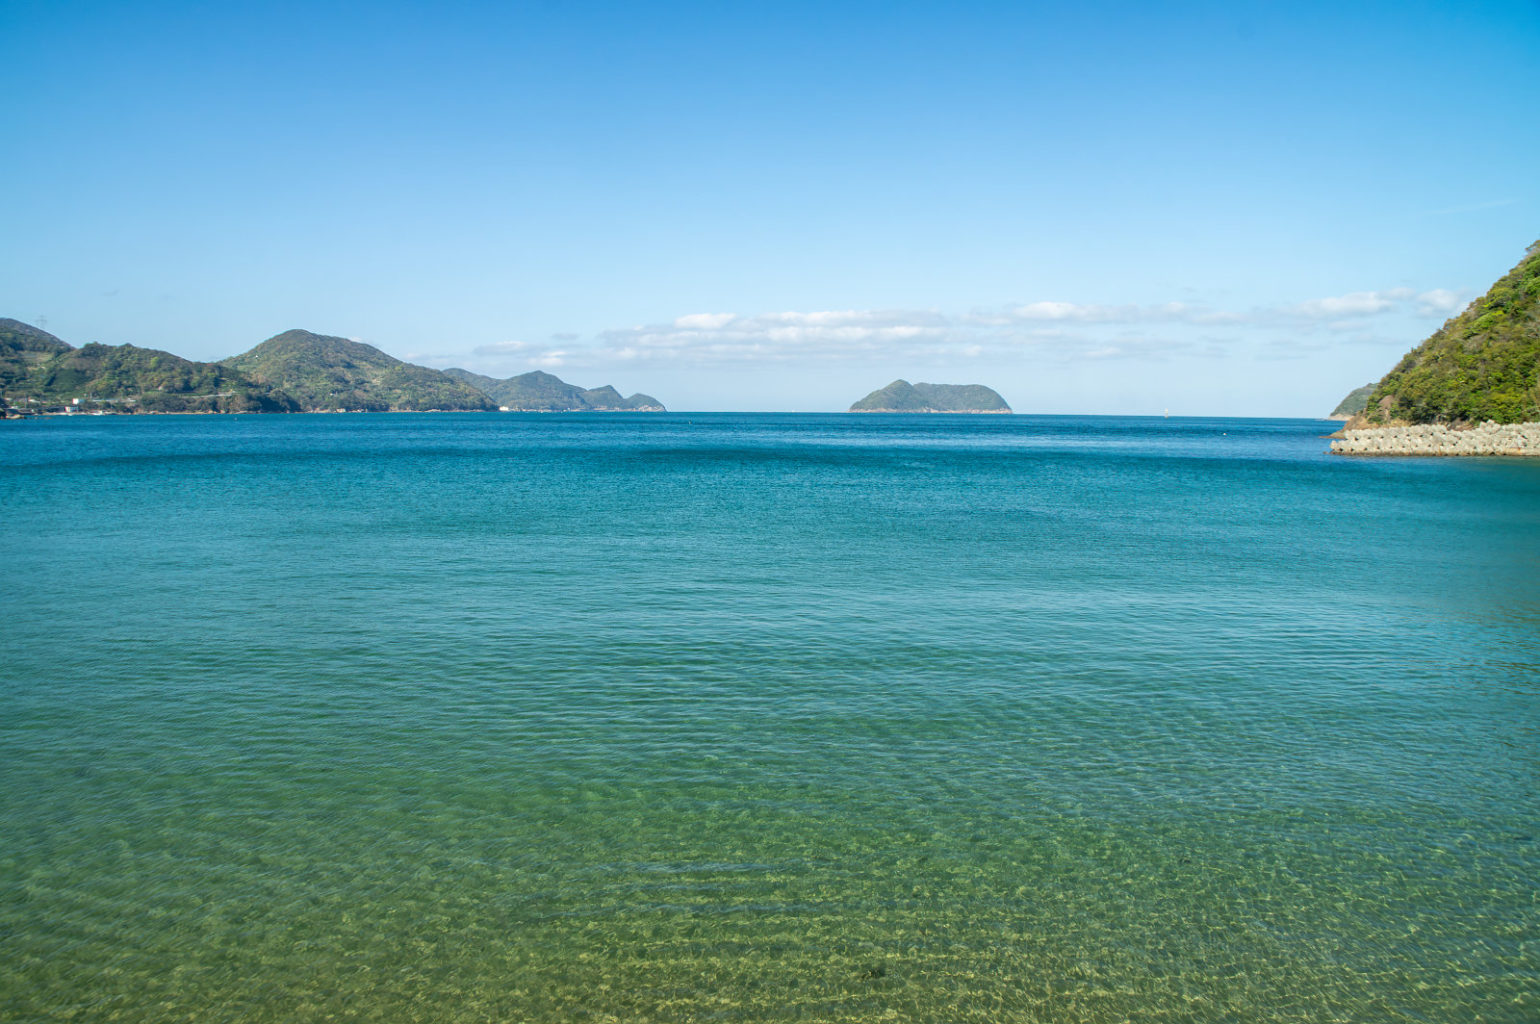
2, 413, 1537, 1022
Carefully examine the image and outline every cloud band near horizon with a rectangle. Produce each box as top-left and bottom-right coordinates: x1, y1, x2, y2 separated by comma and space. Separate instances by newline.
439, 286, 1466, 372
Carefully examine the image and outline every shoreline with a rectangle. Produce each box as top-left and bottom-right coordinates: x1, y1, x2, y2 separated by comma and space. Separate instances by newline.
1, 407, 661, 419
1329, 420, 1540, 457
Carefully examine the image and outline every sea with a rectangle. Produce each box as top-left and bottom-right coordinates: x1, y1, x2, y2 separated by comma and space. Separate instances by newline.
2, 412, 1537, 1023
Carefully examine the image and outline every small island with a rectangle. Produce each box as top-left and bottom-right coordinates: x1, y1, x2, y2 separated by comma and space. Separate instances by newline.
849, 380, 1011, 413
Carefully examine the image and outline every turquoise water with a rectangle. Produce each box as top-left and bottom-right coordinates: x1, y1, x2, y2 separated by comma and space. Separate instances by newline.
2, 413, 1537, 1022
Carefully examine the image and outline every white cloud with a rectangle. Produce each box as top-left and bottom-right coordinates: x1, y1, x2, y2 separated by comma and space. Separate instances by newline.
1414, 289, 1465, 317
1268, 286, 1473, 328
1070, 335, 1193, 362
433, 281, 1460, 376
674, 312, 737, 329
758, 309, 949, 328
1287, 289, 1413, 320
980, 300, 1240, 326
592, 309, 955, 365
472, 340, 529, 355
1010, 301, 1110, 321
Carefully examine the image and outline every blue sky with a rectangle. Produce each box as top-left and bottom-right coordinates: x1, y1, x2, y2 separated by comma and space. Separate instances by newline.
3, 0, 1536, 413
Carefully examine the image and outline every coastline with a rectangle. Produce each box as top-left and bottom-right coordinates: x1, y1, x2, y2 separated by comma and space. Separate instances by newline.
1329, 420, 1540, 457
1, 407, 663, 419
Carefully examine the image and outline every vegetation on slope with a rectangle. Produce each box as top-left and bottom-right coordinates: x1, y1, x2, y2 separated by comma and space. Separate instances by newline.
37, 344, 300, 413
571, 384, 665, 411
1329, 383, 1376, 419
4, 323, 676, 416
1, 319, 73, 390
442, 368, 664, 411
226, 331, 494, 412
2, 321, 299, 413
1366, 241, 1540, 424
850, 380, 1011, 413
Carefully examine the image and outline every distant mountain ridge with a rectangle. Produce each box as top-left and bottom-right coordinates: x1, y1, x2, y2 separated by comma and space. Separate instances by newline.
1, 319, 297, 414
850, 380, 1011, 413
1, 322, 670, 416
442, 368, 664, 411
224, 330, 494, 412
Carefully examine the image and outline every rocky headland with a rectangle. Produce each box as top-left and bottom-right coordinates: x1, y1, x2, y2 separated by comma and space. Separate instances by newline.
1326, 239, 1538, 456
1329, 420, 1540, 456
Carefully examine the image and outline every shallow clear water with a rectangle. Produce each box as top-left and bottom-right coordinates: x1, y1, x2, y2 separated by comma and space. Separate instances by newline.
2, 412, 1537, 1022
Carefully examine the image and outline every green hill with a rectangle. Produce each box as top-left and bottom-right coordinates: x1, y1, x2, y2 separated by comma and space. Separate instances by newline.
1, 319, 73, 391
850, 380, 1011, 413
1363, 240, 1540, 424
31, 343, 299, 413
1329, 383, 1376, 419
1, 321, 299, 414
226, 330, 495, 412
2, 323, 665, 416
442, 368, 664, 411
